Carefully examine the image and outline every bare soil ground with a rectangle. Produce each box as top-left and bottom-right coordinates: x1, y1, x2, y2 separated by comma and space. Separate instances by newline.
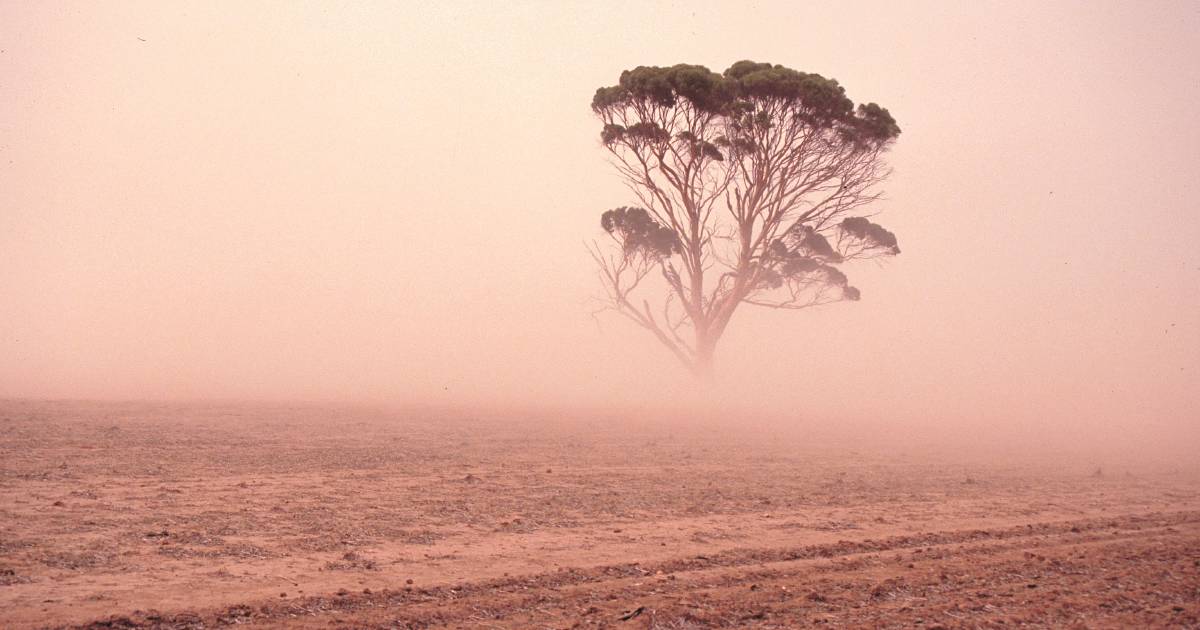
1, 400, 1198, 629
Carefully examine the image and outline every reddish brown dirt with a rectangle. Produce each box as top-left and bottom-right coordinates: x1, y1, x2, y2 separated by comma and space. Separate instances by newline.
1, 400, 1198, 629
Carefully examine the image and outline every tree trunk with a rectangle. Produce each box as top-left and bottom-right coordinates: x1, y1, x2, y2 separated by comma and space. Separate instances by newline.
691, 331, 717, 382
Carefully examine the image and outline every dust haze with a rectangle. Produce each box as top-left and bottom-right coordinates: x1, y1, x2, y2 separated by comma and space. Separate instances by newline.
3, 1, 1196, 459
2, 3, 1200, 627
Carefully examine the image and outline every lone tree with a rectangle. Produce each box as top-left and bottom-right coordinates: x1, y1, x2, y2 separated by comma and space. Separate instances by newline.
588, 61, 902, 378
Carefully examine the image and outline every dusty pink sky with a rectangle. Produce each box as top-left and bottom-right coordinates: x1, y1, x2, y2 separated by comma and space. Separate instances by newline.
1, 2, 1197, 441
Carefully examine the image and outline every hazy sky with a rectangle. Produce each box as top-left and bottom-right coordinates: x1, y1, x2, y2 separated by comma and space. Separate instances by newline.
2, 1, 1197, 438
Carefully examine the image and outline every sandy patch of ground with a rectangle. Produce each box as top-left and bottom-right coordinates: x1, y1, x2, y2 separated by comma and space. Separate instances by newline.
1, 400, 1197, 628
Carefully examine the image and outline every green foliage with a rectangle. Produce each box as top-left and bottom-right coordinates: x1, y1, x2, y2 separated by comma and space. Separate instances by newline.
676, 131, 724, 161
754, 251, 857, 301
592, 64, 731, 114
840, 217, 901, 254
600, 207, 681, 259
846, 103, 901, 145
787, 225, 842, 262
758, 225, 858, 300
590, 60, 899, 372
592, 60, 901, 147
726, 62, 853, 126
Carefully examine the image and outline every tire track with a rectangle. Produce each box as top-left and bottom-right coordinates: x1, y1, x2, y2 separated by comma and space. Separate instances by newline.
69, 510, 1200, 629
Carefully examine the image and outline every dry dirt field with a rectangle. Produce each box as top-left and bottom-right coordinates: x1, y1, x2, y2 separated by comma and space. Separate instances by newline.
1, 400, 1198, 629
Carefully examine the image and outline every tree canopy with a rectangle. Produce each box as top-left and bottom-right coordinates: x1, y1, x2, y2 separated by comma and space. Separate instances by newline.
588, 60, 901, 377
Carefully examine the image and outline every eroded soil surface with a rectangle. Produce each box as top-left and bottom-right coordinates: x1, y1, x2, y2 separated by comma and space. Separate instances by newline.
2, 400, 1198, 628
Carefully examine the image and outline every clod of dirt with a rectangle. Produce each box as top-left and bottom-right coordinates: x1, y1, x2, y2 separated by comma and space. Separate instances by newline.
0, 568, 32, 586
618, 606, 644, 621
324, 550, 377, 571
52, 500, 65, 507
93, 615, 137, 628
405, 578, 413, 585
